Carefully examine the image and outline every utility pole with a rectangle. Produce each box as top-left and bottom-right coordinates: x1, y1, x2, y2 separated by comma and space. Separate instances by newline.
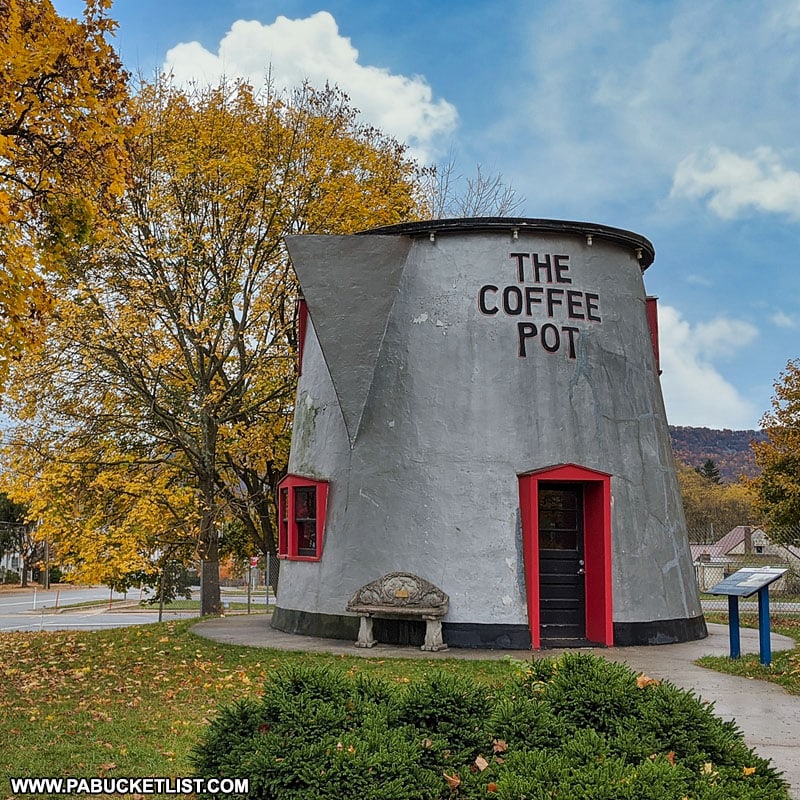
43, 538, 50, 590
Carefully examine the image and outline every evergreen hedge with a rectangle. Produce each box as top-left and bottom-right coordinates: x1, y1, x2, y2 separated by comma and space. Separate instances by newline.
191, 652, 788, 799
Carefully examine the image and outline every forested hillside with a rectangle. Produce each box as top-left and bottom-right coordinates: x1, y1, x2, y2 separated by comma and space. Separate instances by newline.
669, 426, 766, 482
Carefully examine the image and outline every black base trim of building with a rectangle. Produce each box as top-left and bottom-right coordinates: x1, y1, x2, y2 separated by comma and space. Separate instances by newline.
272, 607, 708, 650
271, 606, 359, 641
443, 622, 532, 649
272, 607, 532, 649
612, 615, 708, 646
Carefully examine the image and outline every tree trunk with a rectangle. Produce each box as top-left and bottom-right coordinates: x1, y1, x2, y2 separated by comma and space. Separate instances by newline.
200, 556, 221, 616
198, 472, 221, 616
158, 561, 166, 623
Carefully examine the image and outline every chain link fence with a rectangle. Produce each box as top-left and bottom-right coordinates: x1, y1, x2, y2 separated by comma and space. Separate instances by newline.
688, 524, 800, 618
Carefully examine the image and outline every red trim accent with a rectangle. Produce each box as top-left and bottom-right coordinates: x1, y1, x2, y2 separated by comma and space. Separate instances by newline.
297, 297, 308, 376
276, 473, 328, 562
518, 463, 613, 649
646, 296, 661, 375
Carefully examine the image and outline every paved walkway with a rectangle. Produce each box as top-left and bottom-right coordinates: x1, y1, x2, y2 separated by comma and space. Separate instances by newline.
193, 616, 800, 798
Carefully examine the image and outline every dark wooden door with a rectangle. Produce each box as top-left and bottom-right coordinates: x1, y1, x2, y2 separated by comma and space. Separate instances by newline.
538, 484, 586, 644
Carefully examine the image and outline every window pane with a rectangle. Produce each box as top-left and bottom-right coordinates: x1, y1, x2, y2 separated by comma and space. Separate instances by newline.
539, 529, 578, 550
294, 487, 316, 521
297, 520, 317, 556
280, 488, 288, 523
539, 489, 578, 511
539, 508, 578, 530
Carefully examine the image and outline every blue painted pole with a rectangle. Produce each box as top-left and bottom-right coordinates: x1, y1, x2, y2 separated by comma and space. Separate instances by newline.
758, 587, 771, 667
728, 594, 741, 659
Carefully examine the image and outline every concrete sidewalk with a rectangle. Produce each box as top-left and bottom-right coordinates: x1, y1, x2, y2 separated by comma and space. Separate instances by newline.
192, 616, 800, 798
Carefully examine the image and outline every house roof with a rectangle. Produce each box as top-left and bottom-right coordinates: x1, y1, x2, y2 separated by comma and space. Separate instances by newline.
711, 526, 754, 555
690, 526, 766, 562
690, 544, 729, 561
690, 526, 800, 565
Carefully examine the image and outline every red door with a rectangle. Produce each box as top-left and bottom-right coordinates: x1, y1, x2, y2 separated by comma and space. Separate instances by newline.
518, 464, 613, 649
538, 484, 586, 644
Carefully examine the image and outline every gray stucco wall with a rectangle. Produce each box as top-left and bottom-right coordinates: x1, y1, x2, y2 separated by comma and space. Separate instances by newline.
278, 221, 702, 638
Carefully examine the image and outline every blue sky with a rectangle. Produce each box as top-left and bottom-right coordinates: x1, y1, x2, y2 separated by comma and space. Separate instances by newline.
54, 0, 800, 430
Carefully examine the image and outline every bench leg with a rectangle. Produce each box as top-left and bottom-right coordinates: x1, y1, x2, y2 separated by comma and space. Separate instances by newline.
422, 618, 447, 652
355, 616, 376, 648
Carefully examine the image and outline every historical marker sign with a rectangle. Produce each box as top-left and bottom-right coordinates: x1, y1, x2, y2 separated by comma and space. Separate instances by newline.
707, 567, 787, 598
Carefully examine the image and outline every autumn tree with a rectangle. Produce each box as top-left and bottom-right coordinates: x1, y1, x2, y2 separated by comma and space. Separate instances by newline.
0, 0, 129, 373
695, 459, 721, 484
1, 78, 426, 615
676, 462, 757, 541
752, 358, 800, 543
2, 430, 199, 589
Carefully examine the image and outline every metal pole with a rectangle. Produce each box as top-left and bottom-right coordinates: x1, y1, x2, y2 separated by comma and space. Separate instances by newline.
758, 587, 771, 666
247, 566, 252, 614
44, 539, 50, 590
728, 594, 740, 659
266, 553, 271, 610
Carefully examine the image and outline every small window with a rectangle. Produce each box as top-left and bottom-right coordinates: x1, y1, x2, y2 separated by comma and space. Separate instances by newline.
279, 487, 289, 556
277, 475, 328, 561
294, 487, 317, 556
754, 545, 764, 554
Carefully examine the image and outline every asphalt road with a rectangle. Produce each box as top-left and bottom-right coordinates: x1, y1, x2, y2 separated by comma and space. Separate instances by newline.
0, 585, 271, 632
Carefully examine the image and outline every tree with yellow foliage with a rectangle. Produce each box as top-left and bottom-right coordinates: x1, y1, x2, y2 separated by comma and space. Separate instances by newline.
752, 358, 800, 542
0, 0, 129, 373
676, 462, 757, 542
1, 77, 426, 614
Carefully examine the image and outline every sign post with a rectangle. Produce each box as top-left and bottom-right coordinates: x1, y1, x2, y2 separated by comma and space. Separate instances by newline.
727, 594, 740, 659
248, 556, 259, 615
707, 567, 786, 666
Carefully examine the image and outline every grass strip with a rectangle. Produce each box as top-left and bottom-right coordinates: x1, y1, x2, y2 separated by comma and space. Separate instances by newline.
696, 614, 800, 695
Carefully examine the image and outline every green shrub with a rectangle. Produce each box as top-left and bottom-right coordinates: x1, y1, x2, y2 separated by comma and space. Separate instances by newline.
393, 670, 492, 761
528, 651, 644, 734
191, 654, 790, 800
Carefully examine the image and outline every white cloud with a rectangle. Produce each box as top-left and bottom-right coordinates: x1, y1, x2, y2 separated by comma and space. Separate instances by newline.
685, 274, 712, 287
163, 12, 458, 163
670, 146, 800, 220
507, 1, 800, 216
772, 310, 798, 329
657, 305, 759, 428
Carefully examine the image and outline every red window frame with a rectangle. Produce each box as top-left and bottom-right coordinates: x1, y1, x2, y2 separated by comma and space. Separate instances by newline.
297, 297, 308, 376
277, 474, 328, 561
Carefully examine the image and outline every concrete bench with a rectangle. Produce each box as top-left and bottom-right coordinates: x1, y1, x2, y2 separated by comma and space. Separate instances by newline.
346, 572, 449, 652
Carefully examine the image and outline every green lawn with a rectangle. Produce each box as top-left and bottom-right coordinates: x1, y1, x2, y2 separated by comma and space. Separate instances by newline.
0, 619, 521, 799
697, 614, 800, 695
2, 615, 795, 799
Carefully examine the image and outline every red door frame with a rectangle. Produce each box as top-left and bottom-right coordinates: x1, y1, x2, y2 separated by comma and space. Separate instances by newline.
518, 464, 613, 649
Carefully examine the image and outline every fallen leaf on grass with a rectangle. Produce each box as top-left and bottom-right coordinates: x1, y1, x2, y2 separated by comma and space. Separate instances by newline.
636, 674, 661, 688
443, 772, 461, 789
474, 756, 489, 772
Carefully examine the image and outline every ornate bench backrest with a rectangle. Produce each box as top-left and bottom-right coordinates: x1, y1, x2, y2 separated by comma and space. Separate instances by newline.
347, 572, 449, 613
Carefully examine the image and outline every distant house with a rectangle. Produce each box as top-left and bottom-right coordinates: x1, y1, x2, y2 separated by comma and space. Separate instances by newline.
0, 550, 22, 582
0, 520, 24, 583
691, 526, 800, 591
